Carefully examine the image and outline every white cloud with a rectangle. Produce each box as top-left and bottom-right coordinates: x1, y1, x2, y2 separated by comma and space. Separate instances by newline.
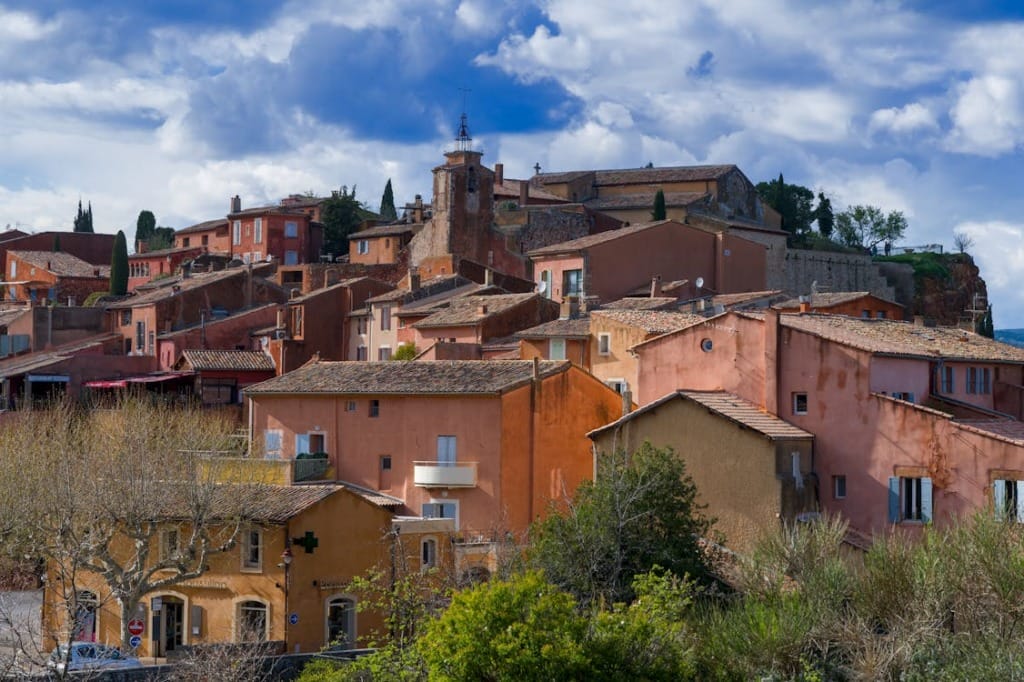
954, 220, 1024, 327
0, 8, 59, 42
869, 102, 938, 135
945, 74, 1024, 156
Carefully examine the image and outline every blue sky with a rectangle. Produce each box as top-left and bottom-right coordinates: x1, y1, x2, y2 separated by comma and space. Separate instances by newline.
0, 1, 1023, 326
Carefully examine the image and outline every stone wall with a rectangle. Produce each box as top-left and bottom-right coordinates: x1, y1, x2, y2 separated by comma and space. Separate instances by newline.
781, 249, 902, 302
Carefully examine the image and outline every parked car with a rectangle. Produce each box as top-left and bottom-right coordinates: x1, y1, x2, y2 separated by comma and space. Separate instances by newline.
46, 642, 142, 674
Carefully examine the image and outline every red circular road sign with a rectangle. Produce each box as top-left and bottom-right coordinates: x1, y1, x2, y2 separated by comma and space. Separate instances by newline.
127, 619, 145, 636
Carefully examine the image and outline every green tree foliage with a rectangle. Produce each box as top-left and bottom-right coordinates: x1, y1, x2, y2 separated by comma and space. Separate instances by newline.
529, 442, 711, 606
835, 204, 908, 251
109, 230, 128, 295
420, 571, 592, 682
814, 192, 834, 239
320, 186, 367, 259
52, 234, 60, 252
756, 174, 815, 236
392, 343, 418, 361
135, 210, 156, 245
149, 226, 175, 251
379, 179, 398, 222
73, 200, 94, 233
977, 304, 995, 338
652, 189, 667, 221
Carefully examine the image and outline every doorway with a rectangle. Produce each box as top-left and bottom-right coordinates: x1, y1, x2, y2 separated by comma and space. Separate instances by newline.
154, 597, 184, 657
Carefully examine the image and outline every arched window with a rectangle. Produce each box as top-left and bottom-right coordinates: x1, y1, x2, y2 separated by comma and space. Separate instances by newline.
467, 166, 478, 194
325, 596, 356, 648
73, 591, 98, 642
237, 600, 267, 642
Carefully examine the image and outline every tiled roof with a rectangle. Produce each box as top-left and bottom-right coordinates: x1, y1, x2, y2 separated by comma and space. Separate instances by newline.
584, 191, 708, 211
366, 274, 472, 304
0, 333, 121, 379
528, 220, 676, 256
229, 205, 309, 218
955, 420, 1024, 445
175, 218, 228, 235
535, 165, 736, 186
246, 359, 570, 395
106, 264, 275, 309
129, 246, 203, 259
516, 317, 591, 339
10, 251, 108, 278
413, 294, 539, 328
348, 223, 416, 239
335, 480, 405, 508
588, 389, 813, 441
493, 180, 567, 202
772, 313, 1024, 363
602, 297, 680, 311
398, 284, 502, 316
288, 277, 389, 304
214, 484, 340, 523
774, 292, 901, 310
591, 309, 705, 335
686, 212, 788, 236
180, 350, 275, 372
709, 290, 785, 307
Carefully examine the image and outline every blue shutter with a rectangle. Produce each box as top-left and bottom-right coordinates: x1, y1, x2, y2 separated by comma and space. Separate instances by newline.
921, 478, 933, 523
888, 477, 900, 523
994, 480, 1007, 520
295, 433, 310, 456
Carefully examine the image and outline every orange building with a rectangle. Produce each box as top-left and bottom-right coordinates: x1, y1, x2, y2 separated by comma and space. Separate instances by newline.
348, 224, 415, 265
174, 218, 230, 253
245, 360, 625, 537
43, 483, 452, 657
773, 291, 906, 320
127, 246, 204, 291
4, 251, 110, 305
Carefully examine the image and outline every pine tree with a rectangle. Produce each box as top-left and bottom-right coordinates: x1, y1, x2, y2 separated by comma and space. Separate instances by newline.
379, 179, 397, 222
651, 189, 667, 221
977, 304, 995, 339
109, 230, 128, 295
73, 200, 94, 233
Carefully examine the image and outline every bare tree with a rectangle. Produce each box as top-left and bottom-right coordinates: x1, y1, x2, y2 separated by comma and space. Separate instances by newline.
954, 230, 975, 254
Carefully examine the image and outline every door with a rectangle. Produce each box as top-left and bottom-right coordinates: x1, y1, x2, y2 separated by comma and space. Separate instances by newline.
437, 436, 456, 466
326, 597, 356, 647
157, 598, 184, 656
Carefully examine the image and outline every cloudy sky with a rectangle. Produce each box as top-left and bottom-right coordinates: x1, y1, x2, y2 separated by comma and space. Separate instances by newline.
1, 1, 1023, 325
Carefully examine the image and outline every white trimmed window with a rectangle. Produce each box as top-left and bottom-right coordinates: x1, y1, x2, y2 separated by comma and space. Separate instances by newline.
993, 479, 1024, 522
357, 240, 369, 255
549, 338, 566, 360
263, 430, 282, 458
888, 476, 932, 523
421, 538, 438, 570
254, 218, 263, 244
232, 220, 241, 245
597, 333, 611, 356
833, 475, 846, 500
284, 221, 298, 238
792, 392, 808, 415
237, 600, 268, 642
422, 501, 458, 529
159, 528, 180, 562
241, 529, 262, 571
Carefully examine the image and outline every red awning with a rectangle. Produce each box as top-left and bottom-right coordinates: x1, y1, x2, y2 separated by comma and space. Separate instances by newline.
84, 379, 127, 389
84, 372, 193, 388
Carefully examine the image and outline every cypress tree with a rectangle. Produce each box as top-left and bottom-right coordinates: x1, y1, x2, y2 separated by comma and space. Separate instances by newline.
651, 189, 667, 221
52, 235, 61, 252
110, 230, 128, 295
136, 210, 156, 246
74, 200, 95, 233
379, 179, 397, 222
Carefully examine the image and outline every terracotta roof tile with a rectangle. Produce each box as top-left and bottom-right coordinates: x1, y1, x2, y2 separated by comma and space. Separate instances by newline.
591, 309, 706, 335
366, 275, 472, 304
246, 359, 570, 395
602, 297, 680, 311
413, 294, 540, 328
584, 191, 708, 210
528, 220, 676, 257
774, 292, 902, 310
175, 218, 228, 235
516, 317, 591, 338
180, 350, 275, 372
493, 179, 566, 202
106, 264, 275, 309
10, 251, 108, 278
348, 223, 416, 239
535, 165, 736, 186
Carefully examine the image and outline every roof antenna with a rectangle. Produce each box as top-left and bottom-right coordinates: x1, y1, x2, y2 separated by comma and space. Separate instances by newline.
456, 87, 472, 151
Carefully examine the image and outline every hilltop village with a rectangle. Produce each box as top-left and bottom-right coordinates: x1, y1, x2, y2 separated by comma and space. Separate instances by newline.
0, 129, 1020, 665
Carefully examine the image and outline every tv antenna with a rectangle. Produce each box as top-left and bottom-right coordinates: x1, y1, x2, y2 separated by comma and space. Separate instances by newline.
455, 87, 473, 151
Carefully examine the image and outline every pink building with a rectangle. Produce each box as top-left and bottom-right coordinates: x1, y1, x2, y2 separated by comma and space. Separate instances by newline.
631, 310, 1024, 534
528, 219, 766, 304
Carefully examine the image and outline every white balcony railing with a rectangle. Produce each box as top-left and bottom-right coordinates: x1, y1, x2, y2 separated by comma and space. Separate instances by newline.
413, 461, 478, 488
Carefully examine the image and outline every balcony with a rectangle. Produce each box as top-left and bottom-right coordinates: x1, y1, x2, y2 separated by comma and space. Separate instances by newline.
413, 461, 477, 488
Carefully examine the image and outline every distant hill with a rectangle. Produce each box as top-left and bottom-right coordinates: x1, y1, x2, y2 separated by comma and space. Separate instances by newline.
996, 329, 1024, 348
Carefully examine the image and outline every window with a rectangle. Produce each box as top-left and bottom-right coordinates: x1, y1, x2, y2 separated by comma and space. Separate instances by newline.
792, 392, 808, 415
283, 250, 299, 265
422, 501, 458, 528
237, 601, 267, 641
284, 221, 298, 238
891, 392, 916, 403
309, 433, 326, 454
700, 338, 714, 353
254, 218, 263, 244
378, 346, 392, 361
861, 309, 870, 318
183, 237, 190, 247
597, 333, 611, 356
421, 538, 438, 570
967, 367, 991, 394
549, 338, 566, 360
380, 455, 392, 471
994, 479, 1024, 522
345, 401, 357, 412
160, 529, 179, 562
292, 307, 303, 337
201, 235, 208, 246
380, 305, 392, 331
232, 220, 241, 245
888, 476, 932, 523
606, 378, 627, 395
73, 591, 98, 642
263, 430, 282, 458
833, 475, 847, 500
325, 597, 355, 646
357, 240, 369, 255
369, 400, 380, 418
8, 261, 14, 278
135, 321, 145, 353
356, 317, 367, 335
356, 345, 368, 361
437, 436, 456, 465
538, 270, 552, 299
121, 310, 132, 326
242, 529, 262, 571
876, 311, 887, 319
938, 365, 954, 393
562, 269, 583, 297
148, 331, 155, 356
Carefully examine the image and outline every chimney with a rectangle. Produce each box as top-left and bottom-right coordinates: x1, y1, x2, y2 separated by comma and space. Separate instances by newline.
519, 180, 528, 207
478, 304, 489, 316
559, 295, 580, 320
622, 388, 633, 417
484, 268, 493, 286
409, 268, 421, 292
914, 315, 925, 326
93, 268, 100, 277
231, 195, 241, 213
532, 356, 540, 380
650, 275, 662, 298
46, 260, 51, 271
413, 195, 424, 223
182, 261, 191, 279
494, 163, 504, 185
799, 296, 810, 314
136, 241, 147, 254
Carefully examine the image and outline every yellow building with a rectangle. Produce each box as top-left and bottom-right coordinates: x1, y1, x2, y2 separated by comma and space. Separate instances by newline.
43, 483, 453, 657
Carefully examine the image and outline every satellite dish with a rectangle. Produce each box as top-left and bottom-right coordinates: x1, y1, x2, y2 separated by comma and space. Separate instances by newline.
537, 280, 548, 294
695, 277, 705, 290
